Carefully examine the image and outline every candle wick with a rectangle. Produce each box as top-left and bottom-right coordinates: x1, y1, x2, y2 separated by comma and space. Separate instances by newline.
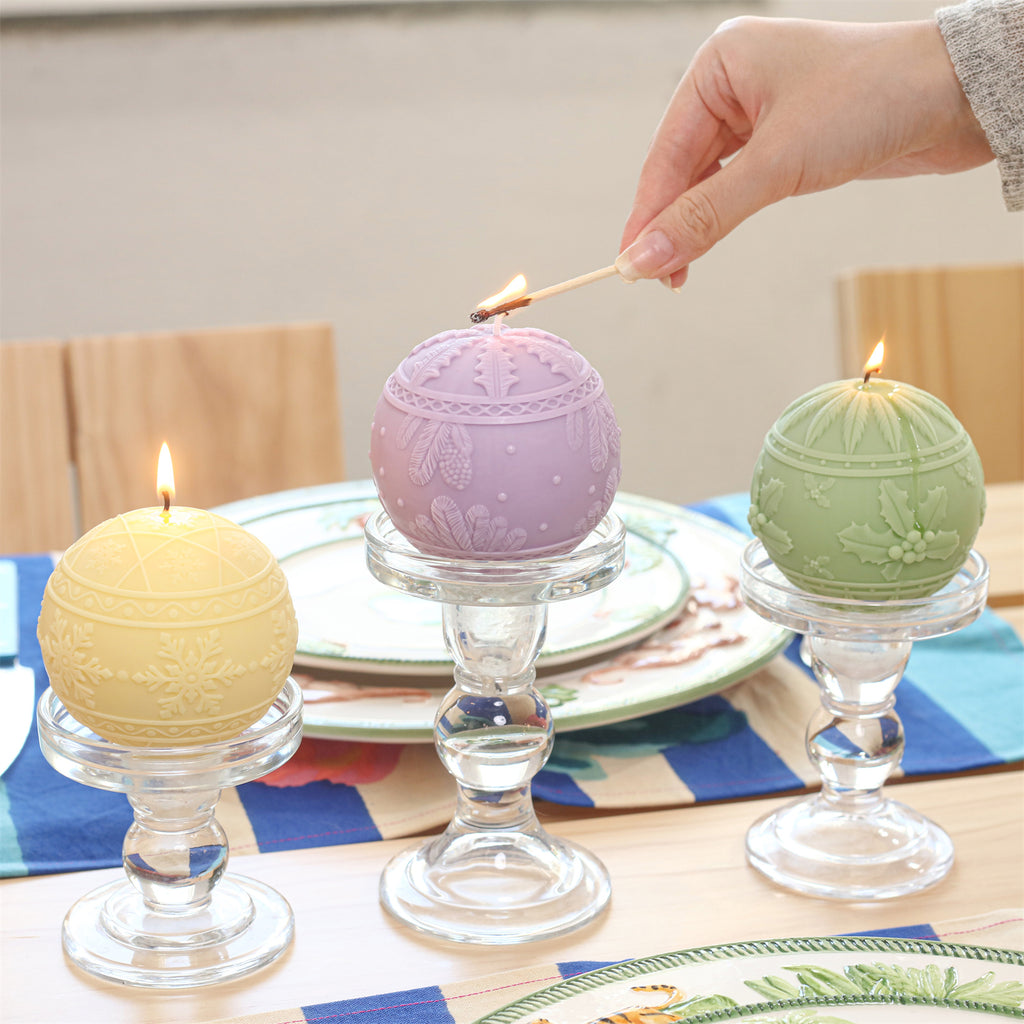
162, 490, 171, 513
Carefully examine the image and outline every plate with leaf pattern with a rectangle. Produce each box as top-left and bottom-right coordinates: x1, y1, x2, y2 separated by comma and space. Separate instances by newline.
216, 481, 690, 674
474, 936, 1024, 1023
216, 483, 791, 742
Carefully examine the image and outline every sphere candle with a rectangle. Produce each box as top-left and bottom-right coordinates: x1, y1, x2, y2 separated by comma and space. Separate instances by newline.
748, 342, 985, 601
38, 445, 298, 747
370, 321, 621, 559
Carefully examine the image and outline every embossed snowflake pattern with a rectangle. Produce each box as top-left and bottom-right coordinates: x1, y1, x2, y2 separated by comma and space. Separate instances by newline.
803, 473, 835, 508
748, 478, 793, 554
129, 630, 247, 718
415, 496, 527, 554
77, 538, 129, 577
259, 607, 298, 680
838, 481, 961, 580
157, 546, 206, 585
222, 531, 267, 572
39, 610, 113, 708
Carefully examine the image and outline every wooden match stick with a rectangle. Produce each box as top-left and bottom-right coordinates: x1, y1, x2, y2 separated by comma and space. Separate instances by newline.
470, 264, 620, 322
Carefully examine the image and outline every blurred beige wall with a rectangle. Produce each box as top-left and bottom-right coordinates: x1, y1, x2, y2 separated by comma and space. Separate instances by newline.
2, 0, 1021, 504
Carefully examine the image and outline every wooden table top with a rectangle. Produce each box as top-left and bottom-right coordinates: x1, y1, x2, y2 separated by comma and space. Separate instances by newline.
2, 481, 1020, 1024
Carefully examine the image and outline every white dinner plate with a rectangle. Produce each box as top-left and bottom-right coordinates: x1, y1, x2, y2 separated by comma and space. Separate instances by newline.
475, 936, 1024, 1023
218, 481, 689, 674
218, 484, 791, 743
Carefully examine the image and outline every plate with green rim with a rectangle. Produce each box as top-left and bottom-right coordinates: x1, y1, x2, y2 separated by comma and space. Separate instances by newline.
216, 482, 791, 742
472, 936, 1024, 1023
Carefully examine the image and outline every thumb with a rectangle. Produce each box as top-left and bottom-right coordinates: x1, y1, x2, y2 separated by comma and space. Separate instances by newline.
616, 144, 789, 280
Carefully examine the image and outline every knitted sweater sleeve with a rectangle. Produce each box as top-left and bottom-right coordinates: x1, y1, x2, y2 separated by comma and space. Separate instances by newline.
937, 0, 1024, 211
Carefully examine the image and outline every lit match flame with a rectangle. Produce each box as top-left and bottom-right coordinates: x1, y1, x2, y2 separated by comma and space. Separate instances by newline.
863, 338, 885, 381
157, 443, 175, 511
476, 274, 527, 311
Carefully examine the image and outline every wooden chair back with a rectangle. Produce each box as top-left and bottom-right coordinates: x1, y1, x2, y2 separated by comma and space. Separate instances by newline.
0, 340, 76, 552
67, 322, 345, 533
837, 263, 1024, 483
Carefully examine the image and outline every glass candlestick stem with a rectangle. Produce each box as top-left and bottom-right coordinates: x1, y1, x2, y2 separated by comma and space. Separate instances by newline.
740, 542, 988, 900
36, 677, 303, 988
365, 510, 625, 944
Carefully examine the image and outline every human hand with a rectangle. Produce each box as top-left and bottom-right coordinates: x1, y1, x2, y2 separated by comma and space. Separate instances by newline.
616, 17, 994, 287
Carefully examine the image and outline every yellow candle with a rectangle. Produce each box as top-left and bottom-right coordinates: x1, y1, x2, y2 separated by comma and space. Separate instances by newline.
38, 447, 297, 747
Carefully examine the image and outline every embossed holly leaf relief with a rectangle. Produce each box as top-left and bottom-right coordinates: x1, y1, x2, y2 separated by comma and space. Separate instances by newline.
749, 478, 793, 554
473, 336, 518, 397
838, 481, 960, 580
522, 332, 577, 380
803, 473, 835, 509
407, 332, 473, 387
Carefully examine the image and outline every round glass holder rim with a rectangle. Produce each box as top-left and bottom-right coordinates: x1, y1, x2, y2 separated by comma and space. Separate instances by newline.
739, 541, 989, 639
36, 676, 304, 791
364, 510, 627, 606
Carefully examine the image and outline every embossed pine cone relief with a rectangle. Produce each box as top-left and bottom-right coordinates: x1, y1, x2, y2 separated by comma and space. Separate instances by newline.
400, 417, 474, 490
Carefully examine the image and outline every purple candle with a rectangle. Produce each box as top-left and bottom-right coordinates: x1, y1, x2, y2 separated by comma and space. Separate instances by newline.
370, 323, 621, 559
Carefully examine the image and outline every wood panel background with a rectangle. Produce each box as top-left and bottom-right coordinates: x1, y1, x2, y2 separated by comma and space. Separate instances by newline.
837, 264, 1024, 483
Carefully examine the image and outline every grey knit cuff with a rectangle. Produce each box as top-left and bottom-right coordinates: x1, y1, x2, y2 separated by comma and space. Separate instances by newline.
938, 0, 1024, 211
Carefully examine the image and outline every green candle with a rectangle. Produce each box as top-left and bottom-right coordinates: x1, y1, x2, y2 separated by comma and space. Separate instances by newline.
748, 357, 985, 601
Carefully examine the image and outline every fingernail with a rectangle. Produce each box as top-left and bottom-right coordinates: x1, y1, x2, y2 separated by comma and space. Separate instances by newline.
615, 230, 676, 281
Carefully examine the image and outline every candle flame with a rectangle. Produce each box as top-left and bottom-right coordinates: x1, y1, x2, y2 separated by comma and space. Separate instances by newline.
863, 338, 885, 378
157, 443, 175, 506
477, 274, 527, 310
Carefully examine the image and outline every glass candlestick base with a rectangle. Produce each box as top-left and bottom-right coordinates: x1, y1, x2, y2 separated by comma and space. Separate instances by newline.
36, 677, 303, 987
740, 543, 988, 901
365, 511, 625, 944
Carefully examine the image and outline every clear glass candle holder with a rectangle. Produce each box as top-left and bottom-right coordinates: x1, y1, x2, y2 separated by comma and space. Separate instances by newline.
36, 677, 303, 988
364, 510, 625, 944
740, 542, 988, 900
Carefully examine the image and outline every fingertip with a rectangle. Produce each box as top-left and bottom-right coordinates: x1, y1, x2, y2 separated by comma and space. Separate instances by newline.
669, 266, 688, 290
614, 229, 677, 281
